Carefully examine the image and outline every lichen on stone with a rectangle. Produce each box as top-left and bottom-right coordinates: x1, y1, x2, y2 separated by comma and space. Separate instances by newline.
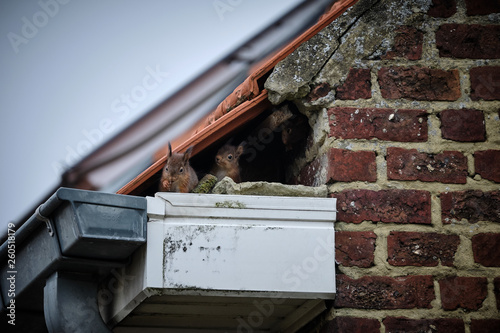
264, 0, 432, 106
212, 176, 328, 197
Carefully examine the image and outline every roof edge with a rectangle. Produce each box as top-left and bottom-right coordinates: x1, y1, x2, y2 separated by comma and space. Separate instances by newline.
117, 0, 358, 196
117, 91, 271, 195
207, 0, 358, 126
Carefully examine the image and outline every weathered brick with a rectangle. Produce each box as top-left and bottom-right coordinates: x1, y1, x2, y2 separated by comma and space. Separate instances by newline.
378, 66, 461, 101
335, 275, 434, 309
336, 231, 376, 268
384, 317, 465, 333
441, 190, 500, 224
336, 68, 371, 100
328, 107, 428, 142
336, 189, 431, 224
320, 317, 380, 333
387, 232, 459, 267
470, 67, 500, 100
308, 82, 331, 101
439, 276, 488, 310
383, 26, 423, 60
475, 150, 500, 182
436, 24, 500, 59
387, 147, 468, 184
298, 155, 325, 187
427, 0, 457, 18
321, 317, 381, 333
470, 319, 500, 333
494, 277, 500, 310
472, 233, 500, 267
440, 109, 486, 142
465, 0, 500, 16
327, 149, 377, 182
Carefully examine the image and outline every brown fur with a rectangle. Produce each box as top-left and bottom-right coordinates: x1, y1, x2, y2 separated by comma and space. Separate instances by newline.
211, 143, 244, 183
159, 143, 198, 193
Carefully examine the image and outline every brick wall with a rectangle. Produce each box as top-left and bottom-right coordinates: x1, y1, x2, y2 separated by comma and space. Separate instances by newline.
289, 0, 500, 331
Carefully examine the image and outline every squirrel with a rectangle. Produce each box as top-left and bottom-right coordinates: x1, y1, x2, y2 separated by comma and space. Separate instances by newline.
210, 143, 244, 183
159, 142, 198, 193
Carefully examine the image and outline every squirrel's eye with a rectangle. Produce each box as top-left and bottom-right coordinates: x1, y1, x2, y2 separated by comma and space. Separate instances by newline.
227, 154, 233, 160
179, 167, 184, 173
165, 167, 168, 172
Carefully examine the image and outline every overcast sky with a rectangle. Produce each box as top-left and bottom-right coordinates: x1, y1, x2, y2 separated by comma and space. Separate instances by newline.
0, 0, 303, 231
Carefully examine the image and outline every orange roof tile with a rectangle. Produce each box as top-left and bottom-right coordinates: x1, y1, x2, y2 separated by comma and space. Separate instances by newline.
117, 0, 358, 196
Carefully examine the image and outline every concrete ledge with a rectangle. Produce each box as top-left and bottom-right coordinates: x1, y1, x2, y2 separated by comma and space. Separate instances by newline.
212, 177, 328, 197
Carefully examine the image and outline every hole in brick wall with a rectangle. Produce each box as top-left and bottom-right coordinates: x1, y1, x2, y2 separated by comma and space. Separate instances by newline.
134, 92, 334, 198
140, 102, 313, 197
231, 102, 311, 183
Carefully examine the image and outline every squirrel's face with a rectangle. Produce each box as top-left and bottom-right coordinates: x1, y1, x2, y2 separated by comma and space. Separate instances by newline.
215, 145, 243, 169
163, 155, 187, 181
163, 145, 193, 182
215, 151, 235, 168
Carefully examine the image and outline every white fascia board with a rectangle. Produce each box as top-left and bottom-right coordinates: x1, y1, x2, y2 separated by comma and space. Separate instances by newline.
147, 193, 336, 297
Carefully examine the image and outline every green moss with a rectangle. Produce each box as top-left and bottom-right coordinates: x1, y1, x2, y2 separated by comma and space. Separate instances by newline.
192, 174, 218, 194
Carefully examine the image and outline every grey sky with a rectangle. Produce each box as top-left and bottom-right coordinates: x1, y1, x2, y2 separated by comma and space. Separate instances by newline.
0, 0, 302, 230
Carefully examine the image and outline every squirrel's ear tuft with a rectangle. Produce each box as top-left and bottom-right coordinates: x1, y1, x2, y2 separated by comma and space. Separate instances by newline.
168, 142, 172, 157
183, 146, 194, 162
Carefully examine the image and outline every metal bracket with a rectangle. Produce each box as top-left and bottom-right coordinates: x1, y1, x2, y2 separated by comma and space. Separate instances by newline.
36, 205, 54, 237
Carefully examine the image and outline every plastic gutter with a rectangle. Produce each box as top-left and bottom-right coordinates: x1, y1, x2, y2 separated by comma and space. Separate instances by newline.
0, 188, 147, 333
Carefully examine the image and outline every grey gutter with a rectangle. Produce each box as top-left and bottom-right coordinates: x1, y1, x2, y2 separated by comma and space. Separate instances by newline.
0, 188, 147, 332
0, 189, 63, 262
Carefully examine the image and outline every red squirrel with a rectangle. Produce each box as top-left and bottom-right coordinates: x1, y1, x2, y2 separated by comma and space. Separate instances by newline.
159, 143, 198, 193
211, 143, 244, 183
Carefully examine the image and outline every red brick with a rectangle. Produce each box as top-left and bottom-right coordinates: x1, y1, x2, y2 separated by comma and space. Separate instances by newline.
440, 109, 486, 142
321, 317, 381, 333
441, 190, 500, 224
475, 150, 500, 182
328, 107, 428, 142
387, 232, 459, 267
387, 147, 468, 184
427, 0, 457, 18
465, 0, 500, 16
308, 82, 331, 101
327, 149, 377, 182
439, 276, 488, 310
470, 67, 500, 100
383, 26, 423, 60
378, 66, 461, 101
436, 24, 500, 59
471, 320, 500, 333
384, 317, 464, 333
335, 275, 434, 309
494, 277, 500, 310
336, 231, 376, 268
472, 233, 500, 267
336, 189, 431, 224
336, 68, 372, 100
